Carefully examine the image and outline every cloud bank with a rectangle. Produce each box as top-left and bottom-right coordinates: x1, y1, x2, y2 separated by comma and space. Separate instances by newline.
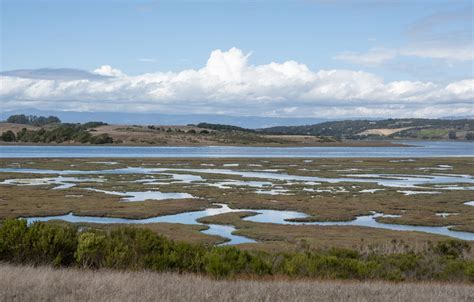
1, 48, 473, 118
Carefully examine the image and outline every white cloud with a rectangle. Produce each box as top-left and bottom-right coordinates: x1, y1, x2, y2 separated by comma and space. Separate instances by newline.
1, 47, 473, 118
334, 48, 397, 66
399, 45, 473, 61
93, 65, 125, 77
137, 58, 157, 63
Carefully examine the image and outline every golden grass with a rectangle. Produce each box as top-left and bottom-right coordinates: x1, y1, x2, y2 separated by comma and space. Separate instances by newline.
1, 264, 473, 302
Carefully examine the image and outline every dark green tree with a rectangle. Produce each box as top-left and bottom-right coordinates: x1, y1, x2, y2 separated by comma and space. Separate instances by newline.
1, 130, 16, 142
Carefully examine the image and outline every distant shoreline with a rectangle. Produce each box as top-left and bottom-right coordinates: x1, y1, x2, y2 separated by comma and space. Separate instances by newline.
0, 140, 409, 148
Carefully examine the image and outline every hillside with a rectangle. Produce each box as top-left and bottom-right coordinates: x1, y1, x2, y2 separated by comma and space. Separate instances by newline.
0, 114, 348, 146
2, 115, 471, 146
259, 118, 474, 140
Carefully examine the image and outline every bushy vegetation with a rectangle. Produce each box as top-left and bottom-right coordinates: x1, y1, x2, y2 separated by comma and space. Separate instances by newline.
1, 219, 472, 281
260, 118, 474, 139
0, 130, 16, 142
1, 123, 113, 144
6, 114, 61, 126
197, 122, 255, 133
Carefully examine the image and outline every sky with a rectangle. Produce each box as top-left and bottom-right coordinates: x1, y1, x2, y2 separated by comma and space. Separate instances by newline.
1, 0, 473, 119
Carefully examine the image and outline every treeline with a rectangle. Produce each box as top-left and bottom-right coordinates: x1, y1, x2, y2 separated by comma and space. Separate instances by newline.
1, 122, 113, 144
6, 114, 61, 126
196, 123, 255, 133
0, 219, 473, 281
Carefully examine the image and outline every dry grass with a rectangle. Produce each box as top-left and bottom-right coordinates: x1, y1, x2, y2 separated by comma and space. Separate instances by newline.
358, 127, 413, 136
1, 264, 472, 302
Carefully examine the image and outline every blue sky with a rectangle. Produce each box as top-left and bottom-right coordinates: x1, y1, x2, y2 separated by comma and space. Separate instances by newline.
1, 0, 473, 118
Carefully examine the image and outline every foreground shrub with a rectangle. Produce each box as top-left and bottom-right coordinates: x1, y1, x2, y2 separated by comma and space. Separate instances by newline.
0, 219, 473, 282
0, 219, 77, 266
76, 232, 107, 268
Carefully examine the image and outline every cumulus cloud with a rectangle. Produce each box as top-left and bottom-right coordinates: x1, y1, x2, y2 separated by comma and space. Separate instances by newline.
93, 65, 125, 77
1, 47, 473, 118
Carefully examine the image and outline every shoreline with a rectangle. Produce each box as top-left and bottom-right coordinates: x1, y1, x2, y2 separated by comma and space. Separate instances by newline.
0, 140, 410, 148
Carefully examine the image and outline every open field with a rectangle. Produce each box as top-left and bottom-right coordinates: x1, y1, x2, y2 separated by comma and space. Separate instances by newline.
1, 264, 473, 302
0, 157, 473, 254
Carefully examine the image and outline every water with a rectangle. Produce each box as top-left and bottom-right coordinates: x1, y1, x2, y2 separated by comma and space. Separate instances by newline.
25, 204, 474, 241
25, 204, 254, 245
0, 176, 104, 190
1, 141, 473, 158
1, 166, 473, 189
3, 140, 473, 244
85, 188, 195, 202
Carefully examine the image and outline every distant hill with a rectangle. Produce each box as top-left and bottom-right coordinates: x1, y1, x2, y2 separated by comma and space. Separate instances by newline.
0, 109, 328, 129
258, 118, 474, 140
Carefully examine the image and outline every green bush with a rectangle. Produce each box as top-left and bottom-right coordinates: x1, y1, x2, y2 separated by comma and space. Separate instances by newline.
75, 232, 107, 268
0, 219, 472, 281
0, 219, 29, 262
434, 239, 470, 259
27, 222, 77, 266
14, 123, 113, 144
1, 130, 16, 142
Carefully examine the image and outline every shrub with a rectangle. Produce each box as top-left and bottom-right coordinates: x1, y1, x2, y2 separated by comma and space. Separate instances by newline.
1, 130, 16, 142
0, 219, 29, 262
26, 222, 78, 266
204, 246, 266, 277
75, 232, 107, 268
434, 239, 470, 259
89, 134, 114, 144
1, 220, 472, 281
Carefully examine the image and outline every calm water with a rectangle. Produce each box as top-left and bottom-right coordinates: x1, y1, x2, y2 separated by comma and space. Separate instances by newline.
26, 204, 474, 241
0, 141, 473, 158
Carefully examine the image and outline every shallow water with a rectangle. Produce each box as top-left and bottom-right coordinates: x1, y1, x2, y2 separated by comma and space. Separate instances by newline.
2, 166, 472, 190
0, 176, 103, 190
397, 190, 441, 195
1, 141, 473, 158
86, 188, 195, 202
436, 212, 459, 218
26, 204, 474, 242
201, 224, 256, 245
25, 204, 252, 245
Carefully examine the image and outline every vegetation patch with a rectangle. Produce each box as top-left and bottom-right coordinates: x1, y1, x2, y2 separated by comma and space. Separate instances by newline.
1, 219, 473, 281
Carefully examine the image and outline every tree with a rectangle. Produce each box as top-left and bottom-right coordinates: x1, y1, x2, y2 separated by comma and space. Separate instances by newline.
6, 114, 29, 124
1, 130, 16, 142
6, 114, 61, 126
448, 130, 457, 140
466, 133, 474, 140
